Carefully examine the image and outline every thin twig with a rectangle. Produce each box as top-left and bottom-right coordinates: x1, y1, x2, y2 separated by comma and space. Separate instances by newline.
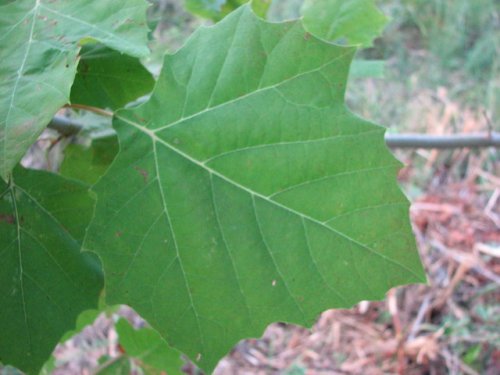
431, 240, 500, 284
384, 132, 500, 148
482, 109, 493, 137
408, 293, 431, 341
47, 116, 85, 136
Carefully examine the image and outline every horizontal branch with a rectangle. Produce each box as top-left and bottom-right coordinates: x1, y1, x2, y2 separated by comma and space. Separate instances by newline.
48, 115, 500, 149
47, 116, 84, 136
384, 132, 500, 149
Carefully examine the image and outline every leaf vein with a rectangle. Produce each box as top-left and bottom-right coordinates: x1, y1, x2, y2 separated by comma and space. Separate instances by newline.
151, 49, 353, 133
119, 115, 423, 281
152, 140, 206, 354
209, 174, 255, 330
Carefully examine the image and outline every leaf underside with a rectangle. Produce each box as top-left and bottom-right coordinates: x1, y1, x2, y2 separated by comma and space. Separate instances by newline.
84, 5, 425, 372
0, 0, 149, 181
0, 168, 103, 374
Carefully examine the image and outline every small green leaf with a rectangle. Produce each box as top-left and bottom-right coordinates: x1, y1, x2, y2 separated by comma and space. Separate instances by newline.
0, 0, 150, 181
59, 309, 102, 343
59, 305, 119, 344
71, 44, 155, 110
462, 344, 482, 365
94, 357, 131, 375
60, 136, 119, 185
0, 168, 103, 374
84, 5, 425, 372
116, 319, 184, 375
185, 0, 270, 21
301, 0, 388, 46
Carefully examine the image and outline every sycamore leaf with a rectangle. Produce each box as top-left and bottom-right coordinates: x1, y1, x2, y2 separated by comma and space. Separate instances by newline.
116, 319, 184, 375
84, 5, 425, 372
0, 0, 149, 181
71, 44, 155, 110
0, 168, 103, 374
185, 0, 270, 21
301, 0, 388, 46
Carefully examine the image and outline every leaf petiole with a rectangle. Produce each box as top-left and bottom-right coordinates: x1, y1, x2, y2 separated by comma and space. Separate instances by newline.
64, 104, 114, 117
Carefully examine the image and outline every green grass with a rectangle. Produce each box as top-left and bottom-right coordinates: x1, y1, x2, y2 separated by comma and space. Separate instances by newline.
347, 0, 498, 131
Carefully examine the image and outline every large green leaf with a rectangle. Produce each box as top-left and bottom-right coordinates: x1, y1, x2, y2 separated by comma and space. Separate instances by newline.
301, 0, 388, 46
0, 168, 103, 374
84, 5, 425, 372
185, 0, 270, 21
71, 44, 155, 110
0, 0, 149, 181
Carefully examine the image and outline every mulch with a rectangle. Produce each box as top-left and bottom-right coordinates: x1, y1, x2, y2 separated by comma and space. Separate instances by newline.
212, 153, 499, 375
15, 149, 500, 375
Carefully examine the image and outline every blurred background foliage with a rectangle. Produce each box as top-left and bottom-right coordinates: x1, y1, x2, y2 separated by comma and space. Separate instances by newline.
356, 0, 499, 129
141, 0, 498, 194
145, 0, 498, 131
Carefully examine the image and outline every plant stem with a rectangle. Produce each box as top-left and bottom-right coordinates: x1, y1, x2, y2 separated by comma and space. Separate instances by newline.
64, 104, 113, 117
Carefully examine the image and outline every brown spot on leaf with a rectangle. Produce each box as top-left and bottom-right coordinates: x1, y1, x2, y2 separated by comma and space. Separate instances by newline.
304, 32, 311, 41
0, 214, 16, 224
115, 231, 123, 238
132, 114, 146, 123
0, 214, 15, 224
80, 61, 89, 73
134, 166, 149, 184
